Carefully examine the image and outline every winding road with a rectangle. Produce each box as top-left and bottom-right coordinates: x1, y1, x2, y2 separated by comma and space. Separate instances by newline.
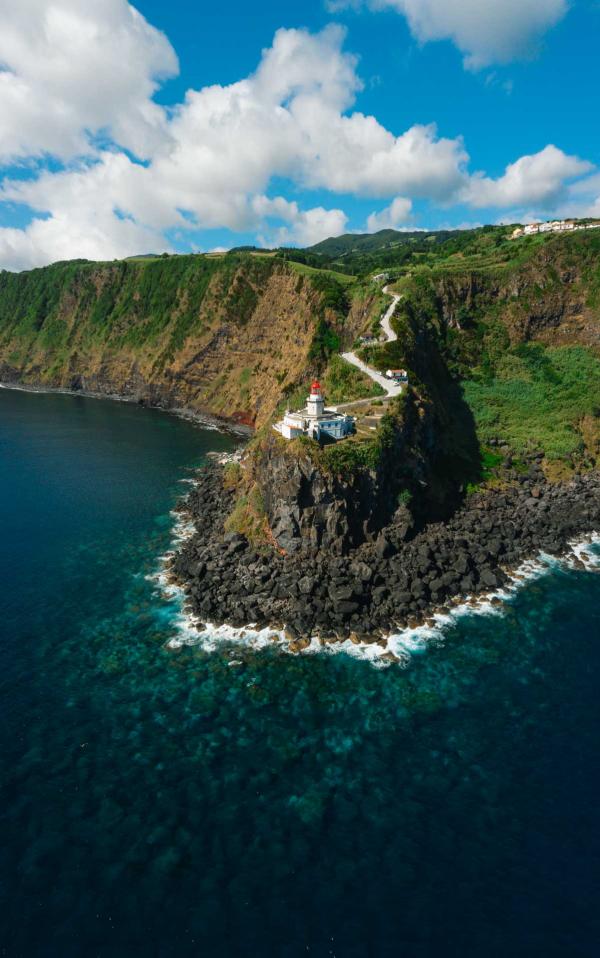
340, 285, 403, 398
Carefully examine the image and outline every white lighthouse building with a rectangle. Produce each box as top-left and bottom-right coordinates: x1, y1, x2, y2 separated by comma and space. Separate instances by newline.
273, 381, 354, 442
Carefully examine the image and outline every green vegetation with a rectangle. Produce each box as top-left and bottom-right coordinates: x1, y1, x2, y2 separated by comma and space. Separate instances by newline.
224, 482, 269, 545
308, 318, 341, 363
305, 270, 352, 314
300, 270, 356, 366
322, 355, 385, 403
317, 405, 401, 477
337, 229, 600, 474
286, 260, 357, 287
0, 253, 277, 369
318, 436, 383, 474
298, 224, 523, 277
481, 448, 504, 476
464, 345, 600, 459
222, 461, 242, 489
286, 222, 600, 282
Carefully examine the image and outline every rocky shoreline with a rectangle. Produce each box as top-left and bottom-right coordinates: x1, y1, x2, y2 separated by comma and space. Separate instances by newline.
169, 453, 600, 650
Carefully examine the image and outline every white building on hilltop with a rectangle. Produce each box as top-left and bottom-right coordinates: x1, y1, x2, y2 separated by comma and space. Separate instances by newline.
273, 381, 354, 442
511, 219, 600, 240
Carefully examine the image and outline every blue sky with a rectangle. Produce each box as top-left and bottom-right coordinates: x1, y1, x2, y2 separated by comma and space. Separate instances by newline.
0, 0, 598, 269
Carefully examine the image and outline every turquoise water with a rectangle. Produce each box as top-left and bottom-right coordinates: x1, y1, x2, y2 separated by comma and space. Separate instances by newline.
1, 387, 600, 957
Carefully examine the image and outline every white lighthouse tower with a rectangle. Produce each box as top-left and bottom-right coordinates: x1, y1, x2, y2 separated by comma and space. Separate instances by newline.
306, 380, 325, 418
273, 379, 354, 442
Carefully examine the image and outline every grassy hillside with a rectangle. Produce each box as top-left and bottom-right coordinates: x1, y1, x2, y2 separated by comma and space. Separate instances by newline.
1, 225, 599, 480
0, 253, 363, 426
306, 227, 474, 258
301, 224, 517, 276
356, 229, 600, 471
464, 345, 600, 461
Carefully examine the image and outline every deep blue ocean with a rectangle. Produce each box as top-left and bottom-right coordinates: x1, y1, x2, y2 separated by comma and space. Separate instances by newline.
1, 387, 600, 958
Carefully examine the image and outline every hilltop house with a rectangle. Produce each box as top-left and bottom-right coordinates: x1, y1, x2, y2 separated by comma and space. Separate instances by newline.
273, 381, 354, 442
511, 219, 600, 240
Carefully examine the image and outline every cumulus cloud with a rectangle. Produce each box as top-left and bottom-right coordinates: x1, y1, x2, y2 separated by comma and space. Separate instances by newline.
0, 153, 172, 270
0, 19, 469, 268
0, 0, 178, 162
366, 196, 412, 231
463, 145, 592, 208
330, 0, 569, 69
0, 9, 593, 270
253, 196, 348, 247
150, 26, 467, 202
546, 173, 600, 223
0, 207, 165, 273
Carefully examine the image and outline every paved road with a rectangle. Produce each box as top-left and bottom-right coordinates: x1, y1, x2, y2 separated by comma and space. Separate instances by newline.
380, 284, 399, 343
339, 284, 403, 398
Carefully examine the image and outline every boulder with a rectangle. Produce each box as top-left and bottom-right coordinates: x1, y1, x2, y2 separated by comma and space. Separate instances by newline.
298, 576, 315, 595
480, 569, 499, 589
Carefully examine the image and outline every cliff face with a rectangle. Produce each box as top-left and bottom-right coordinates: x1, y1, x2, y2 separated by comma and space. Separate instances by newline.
2, 235, 599, 555
0, 254, 341, 427
248, 236, 600, 554
252, 391, 446, 555
426, 236, 600, 349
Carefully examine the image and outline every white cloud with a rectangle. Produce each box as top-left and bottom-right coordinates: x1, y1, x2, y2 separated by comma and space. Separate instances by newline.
367, 196, 412, 231
0, 20, 468, 268
0, 12, 593, 270
0, 0, 178, 162
463, 145, 592, 208
253, 196, 348, 247
148, 26, 467, 203
330, 0, 569, 69
541, 173, 600, 223
0, 205, 167, 273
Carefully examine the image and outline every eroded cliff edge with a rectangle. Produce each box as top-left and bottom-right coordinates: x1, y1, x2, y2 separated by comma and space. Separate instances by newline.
169, 232, 600, 643
1, 233, 600, 645
0, 253, 363, 428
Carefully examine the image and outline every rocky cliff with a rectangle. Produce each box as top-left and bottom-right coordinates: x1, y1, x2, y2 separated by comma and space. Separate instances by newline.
243, 386, 462, 555
2, 233, 599, 559
418, 232, 600, 349
0, 253, 349, 427
241, 233, 600, 555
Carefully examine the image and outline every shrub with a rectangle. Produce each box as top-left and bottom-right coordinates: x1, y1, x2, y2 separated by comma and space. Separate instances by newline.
323, 355, 385, 403
309, 319, 341, 363
464, 346, 600, 459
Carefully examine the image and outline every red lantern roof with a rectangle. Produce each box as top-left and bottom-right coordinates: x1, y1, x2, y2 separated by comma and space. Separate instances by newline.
311, 381, 322, 391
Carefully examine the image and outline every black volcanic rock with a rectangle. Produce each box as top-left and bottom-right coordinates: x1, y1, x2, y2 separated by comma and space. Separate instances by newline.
171, 460, 600, 643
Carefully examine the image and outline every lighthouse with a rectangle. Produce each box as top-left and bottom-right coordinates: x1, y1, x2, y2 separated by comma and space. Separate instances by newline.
273, 379, 354, 442
306, 381, 325, 418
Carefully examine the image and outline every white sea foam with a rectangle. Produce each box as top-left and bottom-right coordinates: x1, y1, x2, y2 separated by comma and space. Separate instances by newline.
208, 449, 244, 465
152, 514, 599, 668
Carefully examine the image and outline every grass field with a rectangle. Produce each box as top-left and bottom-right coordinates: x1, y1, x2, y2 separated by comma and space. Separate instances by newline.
323, 355, 385, 403
288, 261, 358, 286
463, 344, 600, 459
